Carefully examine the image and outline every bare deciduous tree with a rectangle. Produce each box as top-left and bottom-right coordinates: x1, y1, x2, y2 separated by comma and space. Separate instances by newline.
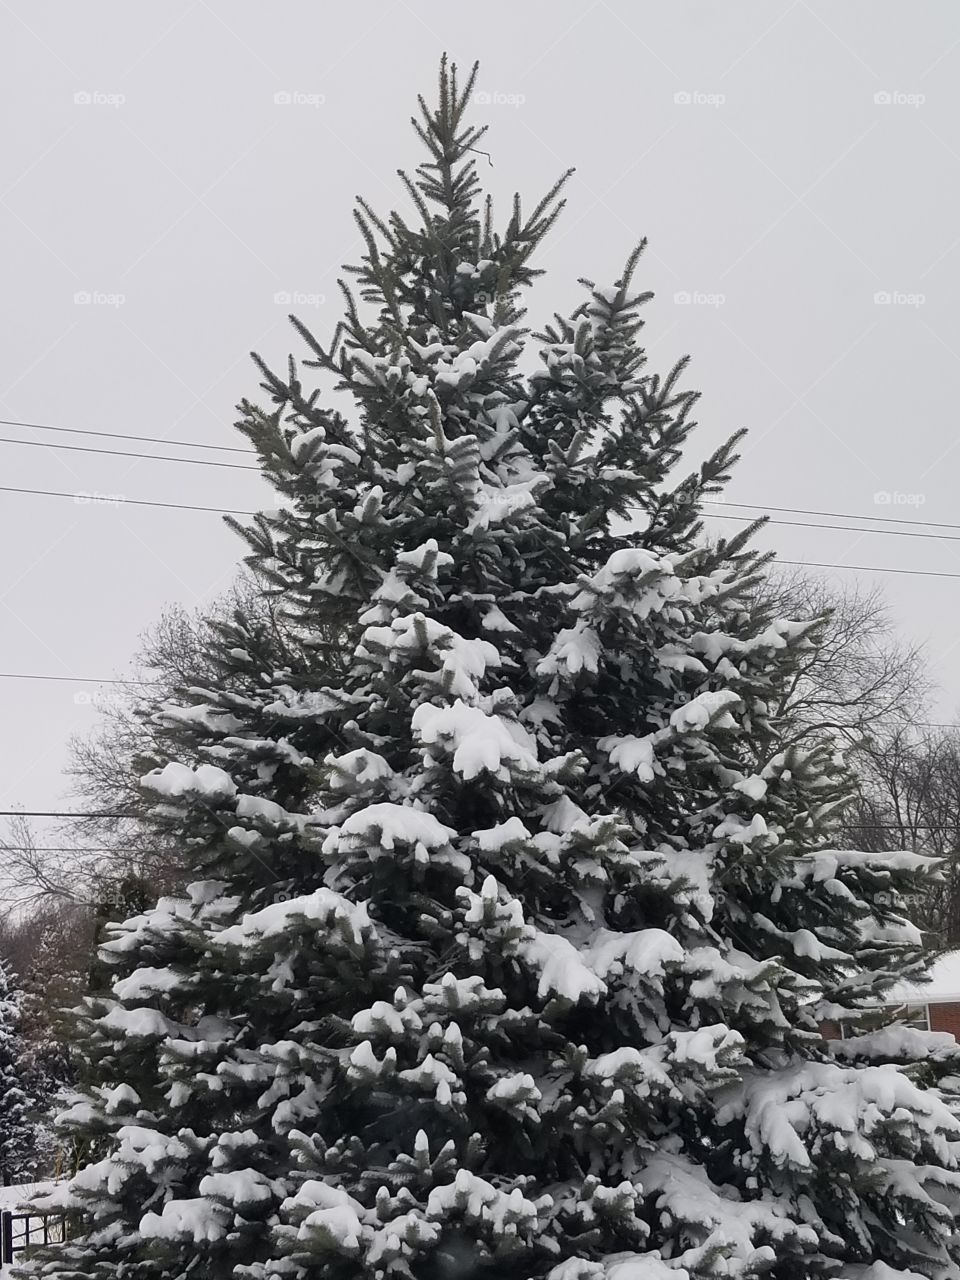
762, 570, 929, 750
1, 574, 288, 914
843, 729, 960, 946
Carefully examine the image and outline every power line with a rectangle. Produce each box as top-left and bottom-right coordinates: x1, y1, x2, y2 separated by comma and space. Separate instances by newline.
0, 484, 255, 516
704, 501, 960, 533
631, 502, 960, 545
855, 829, 960, 839
778, 559, 960, 581
0, 673, 155, 687
707, 511, 960, 546
0, 416, 253, 455
7, 846, 165, 854
0, 810, 134, 819
0, 434, 259, 471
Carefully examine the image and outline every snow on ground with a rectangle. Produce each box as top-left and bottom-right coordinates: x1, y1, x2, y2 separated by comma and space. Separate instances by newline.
0, 1182, 53, 1210
0, 1183, 57, 1277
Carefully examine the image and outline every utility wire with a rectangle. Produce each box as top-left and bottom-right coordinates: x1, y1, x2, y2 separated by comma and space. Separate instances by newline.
0, 435, 259, 471
708, 511, 960, 546
0, 673, 156, 686
10, 846, 165, 854
626, 503, 960, 545
0, 810, 135, 819
778, 559, 960, 581
705, 501, 960, 533
0, 416, 252, 455
0, 484, 255, 515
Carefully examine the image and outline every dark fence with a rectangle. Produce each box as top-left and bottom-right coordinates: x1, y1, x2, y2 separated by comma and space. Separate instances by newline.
0, 1210, 70, 1264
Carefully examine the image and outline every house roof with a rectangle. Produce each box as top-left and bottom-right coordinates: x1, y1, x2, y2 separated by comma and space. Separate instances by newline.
883, 951, 960, 1005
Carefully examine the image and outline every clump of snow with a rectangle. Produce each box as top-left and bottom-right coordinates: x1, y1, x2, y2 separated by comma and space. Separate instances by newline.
282, 1180, 365, 1252
327, 803, 456, 854
358, 613, 500, 701
599, 733, 657, 782
467, 479, 546, 531
199, 1168, 277, 1207
473, 817, 531, 851
670, 690, 740, 734
482, 604, 520, 633
325, 748, 395, 790
140, 1197, 230, 1243
217, 889, 373, 950
113, 966, 192, 1002
395, 539, 453, 576
141, 761, 237, 801
713, 813, 770, 846
522, 930, 607, 1003
425, 1168, 544, 1236
413, 700, 539, 781
734, 774, 768, 801
586, 929, 684, 981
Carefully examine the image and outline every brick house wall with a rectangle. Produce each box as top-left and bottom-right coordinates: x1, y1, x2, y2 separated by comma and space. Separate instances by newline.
820, 1003, 960, 1041
929, 1001, 960, 1039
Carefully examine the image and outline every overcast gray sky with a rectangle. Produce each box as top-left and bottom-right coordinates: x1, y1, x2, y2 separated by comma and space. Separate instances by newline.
2, 1, 959, 828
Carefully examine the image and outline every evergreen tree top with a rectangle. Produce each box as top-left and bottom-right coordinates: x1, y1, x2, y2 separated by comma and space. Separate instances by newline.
235, 55, 753, 631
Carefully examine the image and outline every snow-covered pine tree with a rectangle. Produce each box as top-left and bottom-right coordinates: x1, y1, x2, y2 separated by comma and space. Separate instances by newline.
0, 959, 47, 1185
23, 57, 960, 1280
